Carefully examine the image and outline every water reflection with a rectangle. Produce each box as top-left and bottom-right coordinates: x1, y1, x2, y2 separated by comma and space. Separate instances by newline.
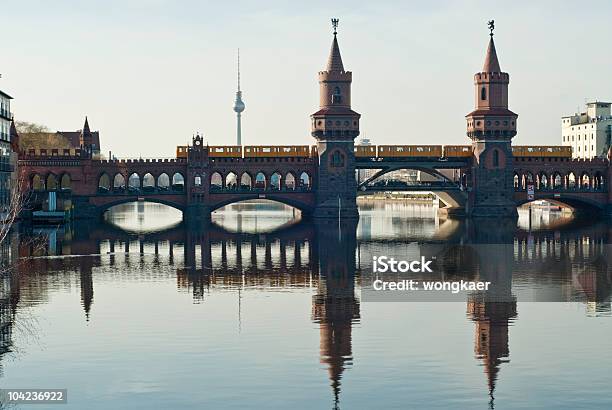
1, 202, 612, 408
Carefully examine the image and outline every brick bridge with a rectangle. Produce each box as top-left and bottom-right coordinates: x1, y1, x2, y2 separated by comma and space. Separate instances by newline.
14, 25, 612, 220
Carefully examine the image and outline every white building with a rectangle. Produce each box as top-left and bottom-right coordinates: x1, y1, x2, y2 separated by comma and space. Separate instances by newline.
0, 89, 14, 218
562, 101, 612, 159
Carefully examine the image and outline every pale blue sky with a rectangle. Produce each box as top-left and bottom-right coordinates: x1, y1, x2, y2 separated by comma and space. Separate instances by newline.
2, 0, 611, 157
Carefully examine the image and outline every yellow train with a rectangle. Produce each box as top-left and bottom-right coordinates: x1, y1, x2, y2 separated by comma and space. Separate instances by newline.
209, 146, 242, 158
355, 145, 377, 157
512, 146, 572, 158
244, 145, 311, 158
443, 145, 472, 157
176, 146, 188, 159
377, 145, 443, 158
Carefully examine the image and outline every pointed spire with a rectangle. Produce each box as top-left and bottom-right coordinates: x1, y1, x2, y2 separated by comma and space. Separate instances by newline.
482, 37, 501, 73
82, 116, 91, 134
326, 18, 344, 72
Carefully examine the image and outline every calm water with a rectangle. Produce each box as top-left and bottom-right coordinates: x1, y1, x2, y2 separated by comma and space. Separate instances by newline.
1, 200, 611, 409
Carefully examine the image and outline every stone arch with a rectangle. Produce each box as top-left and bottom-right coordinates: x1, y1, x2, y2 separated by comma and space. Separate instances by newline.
98, 173, 111, 190
552, 172, 563, 189
128, 172, 140, 189
157, 173, 170, 189
537, 171, 548, 190
513, 173, 520, 189
580, 172, 590, 189
285, 172, 296, 190
59, 174, 71, 191
255, 172, 267, 189
113, 173, 126, 190
240, 172, 252, 189
270, 172, 282, 190
568, 172, 576, 189
172, 172, 185, 190
210, 172, 223, 189
46, 173, 58, 191
225, 172, 238, 189
593, 171, 605, 191
299, 172, 311, 189
32, 174, 45, 191
142, 173, 155, 190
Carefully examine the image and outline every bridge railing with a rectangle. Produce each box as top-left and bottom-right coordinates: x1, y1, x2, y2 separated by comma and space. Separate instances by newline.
94, 157, 187, 164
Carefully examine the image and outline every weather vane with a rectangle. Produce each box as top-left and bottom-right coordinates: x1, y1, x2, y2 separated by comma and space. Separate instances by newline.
331, 18, 339, 35
488, 20, 495, 37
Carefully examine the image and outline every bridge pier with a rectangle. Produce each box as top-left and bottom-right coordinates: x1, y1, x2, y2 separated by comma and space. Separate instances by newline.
185, 203, 211, 222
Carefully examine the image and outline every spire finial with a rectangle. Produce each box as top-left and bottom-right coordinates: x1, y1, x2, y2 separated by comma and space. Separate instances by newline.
488, 20, 495, 37
331, 18, 339, 36
237, 48, 241, 92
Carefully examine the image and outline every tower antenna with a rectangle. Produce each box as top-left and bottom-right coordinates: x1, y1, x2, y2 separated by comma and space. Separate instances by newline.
237, 48, 241, 92
488, 20, 495, 37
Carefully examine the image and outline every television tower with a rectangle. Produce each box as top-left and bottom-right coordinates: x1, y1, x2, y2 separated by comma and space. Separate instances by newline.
233, 49, 245, 145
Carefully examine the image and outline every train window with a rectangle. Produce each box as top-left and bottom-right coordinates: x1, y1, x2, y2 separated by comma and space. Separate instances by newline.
397, 147, 404, 152
283, 147, 291, 153
417, 147, 424, 152
262, 147, 271, 153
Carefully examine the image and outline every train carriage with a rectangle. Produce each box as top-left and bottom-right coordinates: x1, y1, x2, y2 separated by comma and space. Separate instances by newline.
443, 145, 472, 158
244, 145, 310, 158
512, 146, 572, 158
208, 146, 242, 158
176, 146, 188, 159
355, 145, 377, 157
377, 145, 443, 158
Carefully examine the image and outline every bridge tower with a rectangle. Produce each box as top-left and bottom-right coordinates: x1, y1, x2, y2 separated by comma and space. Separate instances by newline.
466, 21, 518, 218
311, 18, 361, 219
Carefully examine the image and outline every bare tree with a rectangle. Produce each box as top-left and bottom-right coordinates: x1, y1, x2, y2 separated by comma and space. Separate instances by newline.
14, 121, 51, 134
0, 169, 27, 251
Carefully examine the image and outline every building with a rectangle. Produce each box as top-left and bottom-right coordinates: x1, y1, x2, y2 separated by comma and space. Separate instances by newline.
0, 87, 14, 219
561, 101, 612, 159
18, 117, 101, 159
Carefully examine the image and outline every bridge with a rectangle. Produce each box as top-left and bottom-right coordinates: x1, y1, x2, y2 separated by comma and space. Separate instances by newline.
14, 24, 612, 221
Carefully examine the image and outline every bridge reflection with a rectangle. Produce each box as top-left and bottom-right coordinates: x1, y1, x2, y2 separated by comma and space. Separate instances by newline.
3, 217, 612, 407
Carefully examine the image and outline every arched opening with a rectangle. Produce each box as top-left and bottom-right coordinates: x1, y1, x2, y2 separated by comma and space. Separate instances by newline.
593, 172, 604, 191
240, 172, 252, 190
537, 172, 548, 190
98, 173, 111, 192
142, 173, 155, 192
299, 172, 310, 189
492, 150, 500, 168
172, 172, 184, 191
270, 172, 282, 190
553, 172, 563, 189
581, 172, 590, 189
157, 173, 170, 191
513, 173, 519, 189
568, 172, 576, 189
285, 173, 296, 190
104, 201, 183, 233
331, 86, 342, 104
113, 173, 126, 191
128, 173, 140, 192
32, 174, 45, 191
481, 86, 487, 101
225, 172, 238, 190
255, 172, 266, 189
46, 174, 58, 191
211, 199, 303, 233
59, 174, 71, 191
210, 172, 223, 190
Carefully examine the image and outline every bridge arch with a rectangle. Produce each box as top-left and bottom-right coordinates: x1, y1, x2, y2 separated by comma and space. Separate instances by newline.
46, 173, 58, 191
270, 172, 282, 190
157, 173, 170, 189
143, 173, 155, 189
60, 173, 71, 191
128, 172, 140, 189
211, 172, 223, 189
516, 194, 605, 212
172, 172, 185, 190
209, 196, 313, 215
99, 197, 186, 215
31, 173, 45, 191
255, 171, 267, 189
285, 172, 296, 190
225, 171, 238, 189
299, 171, 311, 189
240, 172, 252, 189
113, 173, 126, 190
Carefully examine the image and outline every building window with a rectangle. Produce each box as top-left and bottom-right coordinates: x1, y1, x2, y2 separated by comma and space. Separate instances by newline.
330, 150, 344, 167
194, 176, 202, 186
492, 150, 500, 167
480, 87, 486, 101
331, 87, 342, 104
